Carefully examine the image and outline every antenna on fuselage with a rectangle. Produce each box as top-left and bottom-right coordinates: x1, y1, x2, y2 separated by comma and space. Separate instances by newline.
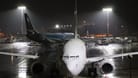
74, 0, 78, 38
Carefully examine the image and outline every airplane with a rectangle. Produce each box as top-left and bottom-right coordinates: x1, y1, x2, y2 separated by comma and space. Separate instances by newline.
0, 13, 138, 78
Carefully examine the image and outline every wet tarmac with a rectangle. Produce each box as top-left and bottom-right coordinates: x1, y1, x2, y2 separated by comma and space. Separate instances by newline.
0, 39, 138, 78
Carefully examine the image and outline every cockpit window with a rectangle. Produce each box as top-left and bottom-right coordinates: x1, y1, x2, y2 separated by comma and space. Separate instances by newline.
63, 56, 69, 58
63, 55, 79, 59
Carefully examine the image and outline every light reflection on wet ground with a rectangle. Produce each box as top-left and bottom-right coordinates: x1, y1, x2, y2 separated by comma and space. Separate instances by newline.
0, 41, 138, 78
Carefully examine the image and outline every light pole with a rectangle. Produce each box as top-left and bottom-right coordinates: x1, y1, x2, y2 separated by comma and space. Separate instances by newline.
102, 7, 112, 37
18, 6, 26, 34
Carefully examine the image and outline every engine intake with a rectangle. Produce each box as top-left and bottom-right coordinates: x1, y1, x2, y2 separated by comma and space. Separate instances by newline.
96, 59, 115, 75
31, 62, 44, 74
101, 63, 113, 74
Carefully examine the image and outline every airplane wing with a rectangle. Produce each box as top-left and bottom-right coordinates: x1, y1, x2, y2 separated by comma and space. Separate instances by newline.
87, 52, 138, 63
0, 52, 39, 59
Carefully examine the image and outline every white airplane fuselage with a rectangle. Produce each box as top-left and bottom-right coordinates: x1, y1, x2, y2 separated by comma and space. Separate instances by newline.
62, 38, 86, 76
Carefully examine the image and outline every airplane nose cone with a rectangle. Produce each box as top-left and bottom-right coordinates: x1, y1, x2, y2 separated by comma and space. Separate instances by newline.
66, 63, 80, 76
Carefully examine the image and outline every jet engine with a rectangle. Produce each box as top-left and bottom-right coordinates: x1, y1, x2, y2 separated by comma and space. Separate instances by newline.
31, 61, 62, 78
31, 62, 46, 74
96, 59, 115, 75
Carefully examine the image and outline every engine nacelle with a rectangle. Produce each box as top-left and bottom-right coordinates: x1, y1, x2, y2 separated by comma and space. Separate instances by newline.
96, 59, 115, 75
31, 62, 45, 74
31, 62, 61, 77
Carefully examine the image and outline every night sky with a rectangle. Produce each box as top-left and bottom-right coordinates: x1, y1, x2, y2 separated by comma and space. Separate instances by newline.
0, 0, 137, 35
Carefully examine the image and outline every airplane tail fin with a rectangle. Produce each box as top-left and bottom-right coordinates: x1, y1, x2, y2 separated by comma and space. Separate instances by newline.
24, 13, 50, 44
24, 13, 38, 34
